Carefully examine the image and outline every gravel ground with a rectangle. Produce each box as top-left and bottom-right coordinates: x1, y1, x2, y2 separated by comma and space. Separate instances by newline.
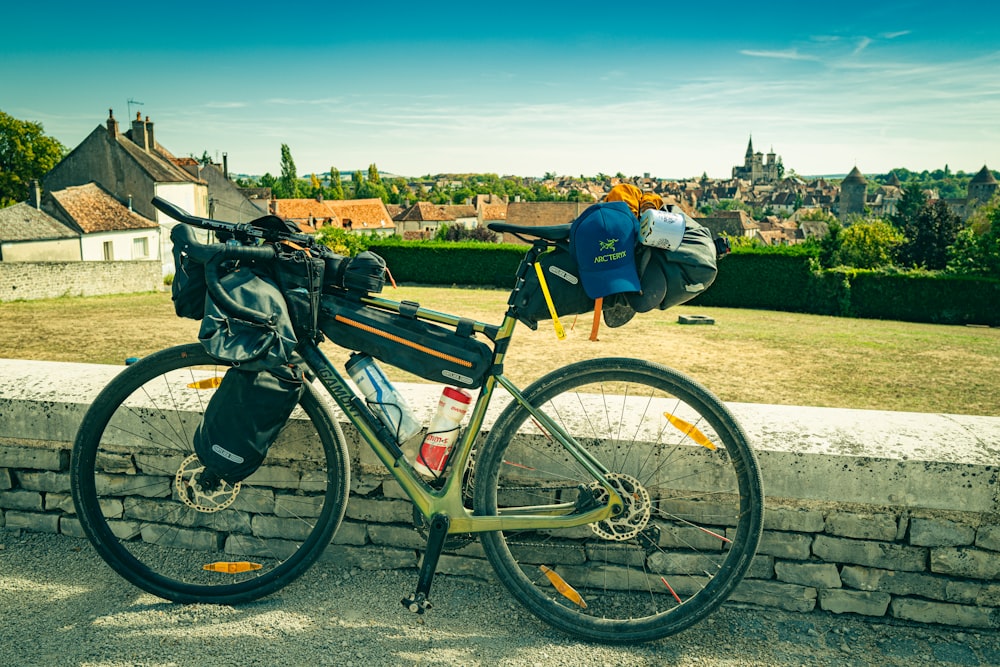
1, 530, 998, 667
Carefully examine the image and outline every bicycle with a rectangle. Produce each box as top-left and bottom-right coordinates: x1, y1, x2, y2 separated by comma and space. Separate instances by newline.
70, 198, 764, 644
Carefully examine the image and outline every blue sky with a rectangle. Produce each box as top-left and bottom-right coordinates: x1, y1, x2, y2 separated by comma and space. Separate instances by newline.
3, 2, 998, 179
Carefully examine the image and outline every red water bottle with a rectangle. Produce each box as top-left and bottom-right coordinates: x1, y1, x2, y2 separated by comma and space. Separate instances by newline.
414, 387, 472, 477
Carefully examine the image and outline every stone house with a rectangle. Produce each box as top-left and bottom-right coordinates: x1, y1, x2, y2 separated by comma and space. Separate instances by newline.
43, 110, 258, 274
0, 187, 80, 262
49, 182, 159, 261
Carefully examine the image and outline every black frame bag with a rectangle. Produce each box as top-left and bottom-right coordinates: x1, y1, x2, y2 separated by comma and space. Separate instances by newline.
320, 293, 492, 389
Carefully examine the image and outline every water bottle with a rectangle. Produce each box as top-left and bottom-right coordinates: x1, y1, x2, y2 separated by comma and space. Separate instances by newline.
414, 387, 472, 478
345, 353, 422, 444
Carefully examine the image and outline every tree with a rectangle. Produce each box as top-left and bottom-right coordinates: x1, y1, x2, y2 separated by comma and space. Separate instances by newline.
948, 193, 1000, 278
273, 144, 301, 199
367, 163, 381, 184
309, 173, 323, 198
891, 183, 964, 269
817, 220, 844, 268
0, 110, 67, 207
327, 168, 344, 200
837, 218, 904, 269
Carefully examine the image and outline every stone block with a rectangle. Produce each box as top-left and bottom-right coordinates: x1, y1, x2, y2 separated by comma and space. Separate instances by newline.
0, 489, 43, 511
60, 516, 85, 538
432, 553, 494, 581
319, 544, 417, 570
44, 492, 74, 514
840, 565, 949, 600
976, 524, 1000, 552
368, 523, 424, 549
5, 511, 60, 533
729, 579, 817, 613
0, 468, 11, 490
819, 589, 890, 616
891, 597, 998, 629
775, 561, 841, 589
931, 547, 1000, 580
812, 535, 926, 572
763, 506, 825, 533
945, 579, 1000, 606
909, 518, 975, 547
345, 497, 413, 524
0, 444, 66, 471
825, 511, 897, 541
756, 530, 813, 560
331, 520, 368, 546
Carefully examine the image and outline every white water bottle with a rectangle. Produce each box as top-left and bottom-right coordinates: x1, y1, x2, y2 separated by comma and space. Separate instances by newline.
345, 353, 422, 444
414, 387, 472, 478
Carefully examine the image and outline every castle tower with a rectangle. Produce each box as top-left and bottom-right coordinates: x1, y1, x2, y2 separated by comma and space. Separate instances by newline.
839, 166, 867, 221
968, 165, 998, 209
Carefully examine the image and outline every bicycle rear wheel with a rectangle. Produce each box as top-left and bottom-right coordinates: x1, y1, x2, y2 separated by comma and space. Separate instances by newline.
70, 344, 350, 605
474, 358, 763, 643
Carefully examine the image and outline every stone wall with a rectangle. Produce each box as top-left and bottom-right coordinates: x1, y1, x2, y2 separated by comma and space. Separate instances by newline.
0, 261, 162, 302
1, 358, 998, 630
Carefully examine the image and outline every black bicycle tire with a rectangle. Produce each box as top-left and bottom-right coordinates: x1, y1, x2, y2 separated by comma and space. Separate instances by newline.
70, 343, 350, 605
474, 357, 764, 643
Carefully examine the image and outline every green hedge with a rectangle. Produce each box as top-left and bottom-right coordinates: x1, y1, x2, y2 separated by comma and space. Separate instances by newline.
368, 240, 524, 288
364, 241, 1000, 326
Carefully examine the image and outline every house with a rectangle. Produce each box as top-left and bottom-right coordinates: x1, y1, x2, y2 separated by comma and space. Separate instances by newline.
500, 202, 595, 245
49, 182, 159, 261
694, 210, 758, 240
43, 110, 259, 274
0, 186, 80, 261
325, 198, 395, 236
271, 197, 341, 233
394, 202, 474, 238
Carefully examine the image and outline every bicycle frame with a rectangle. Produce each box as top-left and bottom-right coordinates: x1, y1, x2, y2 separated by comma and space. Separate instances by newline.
297, 253, 625, 535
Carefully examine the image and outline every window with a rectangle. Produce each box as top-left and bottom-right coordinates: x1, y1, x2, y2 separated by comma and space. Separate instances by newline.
133, 237, 149, 259
103, 241, 114, 261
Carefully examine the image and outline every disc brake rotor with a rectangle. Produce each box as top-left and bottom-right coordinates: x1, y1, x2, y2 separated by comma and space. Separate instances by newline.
175, 454, 240, 512
588, 472, 651, 541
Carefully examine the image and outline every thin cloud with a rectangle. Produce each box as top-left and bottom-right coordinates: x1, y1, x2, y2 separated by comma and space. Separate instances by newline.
852, 37, 872, 56
205, 101, 246, 109
881, 30, 911, 39
740, 48, 819, 61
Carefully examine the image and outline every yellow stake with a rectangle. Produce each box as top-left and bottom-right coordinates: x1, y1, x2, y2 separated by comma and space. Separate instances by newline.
534, 263, 566, 340
539, 565, 587, 608
664, 412, 717, 450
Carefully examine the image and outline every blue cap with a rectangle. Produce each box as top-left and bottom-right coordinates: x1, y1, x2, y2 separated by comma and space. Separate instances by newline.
570, 201, 641, 299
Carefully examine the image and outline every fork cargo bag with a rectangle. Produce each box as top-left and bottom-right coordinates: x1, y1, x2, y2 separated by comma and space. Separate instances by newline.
320, 294, 492, 389
193, 363, 305, 484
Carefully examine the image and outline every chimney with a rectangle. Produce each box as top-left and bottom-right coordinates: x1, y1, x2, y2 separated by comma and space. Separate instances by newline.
29, 180, 41, 210
145, 116, 155, 150
106, 109, 119, 138
131, 112, 148, 151
222, 152, 229, 180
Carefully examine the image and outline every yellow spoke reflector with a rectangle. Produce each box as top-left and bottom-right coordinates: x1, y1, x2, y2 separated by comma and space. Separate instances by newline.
539, 565, 587, 609
188, 377, 223, 390
664, 413, 717, 450
203, 561, 262, 574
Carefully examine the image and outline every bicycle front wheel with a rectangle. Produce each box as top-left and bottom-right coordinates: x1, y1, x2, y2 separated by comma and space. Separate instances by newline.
474, 358, 763, 643
70, 343, 350, 605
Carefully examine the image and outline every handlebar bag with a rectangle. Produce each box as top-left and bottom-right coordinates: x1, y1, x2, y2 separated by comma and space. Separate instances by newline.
199, 267, 297, 371
194, 363, 305, 484
274, 250, 326, 341
319, 293, 492, 389
170, 224, 208, 320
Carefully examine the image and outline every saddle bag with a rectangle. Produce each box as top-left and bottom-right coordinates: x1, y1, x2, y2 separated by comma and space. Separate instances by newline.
627, 217, 720, 313
513, 248, 595, 330
194, 363, 305, 484
320, 293, 492, 389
